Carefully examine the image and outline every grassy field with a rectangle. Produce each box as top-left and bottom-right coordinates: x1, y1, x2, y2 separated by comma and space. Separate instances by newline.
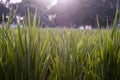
0, 9, 120, 80
0, 26, 120, 80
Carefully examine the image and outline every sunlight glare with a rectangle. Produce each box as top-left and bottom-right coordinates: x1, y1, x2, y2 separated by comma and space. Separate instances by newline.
47, 0, 58, 9
50, 0, 58, 6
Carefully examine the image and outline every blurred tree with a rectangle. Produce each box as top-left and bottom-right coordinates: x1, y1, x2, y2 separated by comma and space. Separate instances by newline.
16, 0, 55, 27
0, 2, 9, 23
50, 0, 119, 28
93, 0, 119, 27
0, 0, 119, 27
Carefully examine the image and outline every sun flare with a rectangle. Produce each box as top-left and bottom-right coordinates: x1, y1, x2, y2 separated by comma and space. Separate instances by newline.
50, 0, 58, 6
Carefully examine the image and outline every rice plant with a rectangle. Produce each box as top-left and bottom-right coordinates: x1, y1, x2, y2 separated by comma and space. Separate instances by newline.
0, 10, 120, 80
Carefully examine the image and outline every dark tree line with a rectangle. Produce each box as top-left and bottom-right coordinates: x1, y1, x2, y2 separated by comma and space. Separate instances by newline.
0, 0, 119, 28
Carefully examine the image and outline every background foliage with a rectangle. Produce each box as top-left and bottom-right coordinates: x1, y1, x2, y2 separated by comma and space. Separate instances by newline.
0, 0, 120, 27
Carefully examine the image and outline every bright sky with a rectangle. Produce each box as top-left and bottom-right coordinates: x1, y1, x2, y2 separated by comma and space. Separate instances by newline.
2, 0, 58, 4
2, 0, 22, 3
10, 0, 22, 3
50, 0, 58, 6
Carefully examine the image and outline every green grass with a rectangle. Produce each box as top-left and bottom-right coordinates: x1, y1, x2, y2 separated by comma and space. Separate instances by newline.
0, 26, 120, 80
0, 9, 120, 80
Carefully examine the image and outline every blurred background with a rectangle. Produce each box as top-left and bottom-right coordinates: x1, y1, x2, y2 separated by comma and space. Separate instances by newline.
0, 0, 120, 28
